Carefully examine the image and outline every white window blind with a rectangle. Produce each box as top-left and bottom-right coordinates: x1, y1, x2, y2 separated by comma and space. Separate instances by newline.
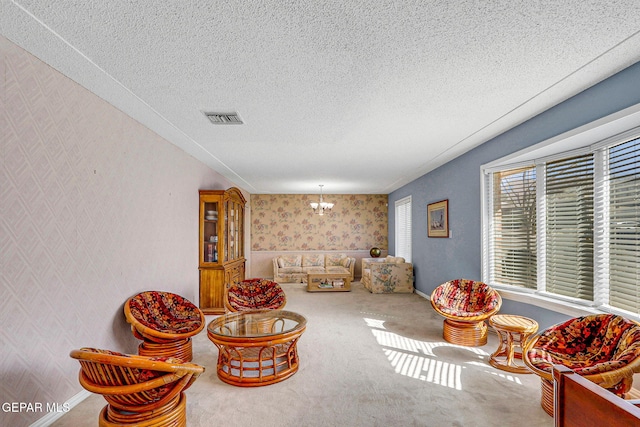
395, 196, 412, 262
491, 167, 537, 289
482, 105, 640, 317
609, 137, 640, 313
545, 154, 594, 301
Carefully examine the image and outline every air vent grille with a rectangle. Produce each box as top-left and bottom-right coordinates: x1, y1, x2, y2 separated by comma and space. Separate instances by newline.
204, 112, 243, 125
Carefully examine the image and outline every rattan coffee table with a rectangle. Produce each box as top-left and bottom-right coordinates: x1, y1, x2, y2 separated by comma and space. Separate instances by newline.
207, 309, 307, 387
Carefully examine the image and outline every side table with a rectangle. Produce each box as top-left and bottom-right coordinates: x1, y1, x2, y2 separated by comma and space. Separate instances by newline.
488, 314, 538, 374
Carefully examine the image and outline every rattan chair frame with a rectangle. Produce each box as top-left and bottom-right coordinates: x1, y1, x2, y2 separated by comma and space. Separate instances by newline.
124, 291, 205, 361
98, 393, 186, 426
523, 331, 640, 387
522, 319, 640, 417
70, 348, 204, 423
430, 280, 502, 346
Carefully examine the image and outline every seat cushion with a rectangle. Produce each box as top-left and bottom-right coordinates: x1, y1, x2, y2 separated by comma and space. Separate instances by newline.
432, 279, 500, 317
127, 291, 203, 334
526, 314, 640, 376
227, 279, 286, 310
278, 266, 303, 274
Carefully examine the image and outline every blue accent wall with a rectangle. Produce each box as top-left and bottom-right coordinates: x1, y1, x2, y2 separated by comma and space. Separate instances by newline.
389, 61, 640, 323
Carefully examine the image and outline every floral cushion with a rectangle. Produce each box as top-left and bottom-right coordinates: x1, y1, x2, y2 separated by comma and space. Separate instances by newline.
279, 255, 301, 268
432, 279, 500, 317
227, 278, 286, 311
302, 254, 324, 267
127, 291, 203, 334
325, 254, 349, 267
525, 314, 640, 379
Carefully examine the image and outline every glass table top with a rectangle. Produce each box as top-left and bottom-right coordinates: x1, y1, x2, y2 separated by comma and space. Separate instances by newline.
207, 309, 306, 338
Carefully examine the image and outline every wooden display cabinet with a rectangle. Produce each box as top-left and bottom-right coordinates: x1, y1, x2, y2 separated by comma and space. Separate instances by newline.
198, 187, 246, 314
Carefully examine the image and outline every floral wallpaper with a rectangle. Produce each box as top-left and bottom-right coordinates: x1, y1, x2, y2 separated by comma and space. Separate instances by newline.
251, 194, 388, 251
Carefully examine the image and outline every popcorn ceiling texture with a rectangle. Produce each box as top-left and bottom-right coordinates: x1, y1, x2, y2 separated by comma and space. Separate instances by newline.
0, 37, 239, 427
2, 1, 640, 194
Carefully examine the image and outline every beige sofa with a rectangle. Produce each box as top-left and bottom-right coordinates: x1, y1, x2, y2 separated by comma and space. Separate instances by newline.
273, 253, 355, 283
362, 256, 414, 293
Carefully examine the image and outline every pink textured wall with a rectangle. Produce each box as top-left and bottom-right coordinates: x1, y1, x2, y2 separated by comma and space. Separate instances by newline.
0, 36, 240, 426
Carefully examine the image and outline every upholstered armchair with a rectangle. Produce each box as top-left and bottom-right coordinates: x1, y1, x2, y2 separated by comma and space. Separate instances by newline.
430, 278, 502, 346
70, 347, 204, 426
124, 291, 205, 362
523, 314, 640, 417
361, 256, 414, 293
224, 278, 287, 312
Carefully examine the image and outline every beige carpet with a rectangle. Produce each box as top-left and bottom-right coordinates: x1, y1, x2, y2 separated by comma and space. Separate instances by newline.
53, 282, 553, 427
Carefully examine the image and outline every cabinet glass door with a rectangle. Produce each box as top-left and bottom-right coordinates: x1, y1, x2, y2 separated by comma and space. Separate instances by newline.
202, 201, 219, 264
235, 203, 242, 258
230, 202, 236, 260
238, 204, 244, 258
224, 201, 229, 262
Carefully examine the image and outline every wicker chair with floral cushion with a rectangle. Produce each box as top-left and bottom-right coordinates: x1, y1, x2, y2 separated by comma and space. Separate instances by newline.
124, 291, 205, 362
225, 278, 287, 312
430, 278, 502, 346
70, 347, 204, 427
523, 314, 640, 417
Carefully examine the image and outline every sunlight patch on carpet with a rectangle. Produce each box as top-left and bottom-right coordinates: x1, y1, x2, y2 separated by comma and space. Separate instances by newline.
368, 326, 489, 358
487, 370, 524, 384
364, 317, 525, 391
383, 348, 463, 389
363, 318, 386, 329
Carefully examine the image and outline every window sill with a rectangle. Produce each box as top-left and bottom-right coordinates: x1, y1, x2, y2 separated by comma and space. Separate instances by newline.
416, 286, 639, 323
494, 288, 600, 318
494, 287, 640, 323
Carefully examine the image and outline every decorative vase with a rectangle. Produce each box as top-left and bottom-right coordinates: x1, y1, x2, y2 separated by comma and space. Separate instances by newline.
370, 247, 382, 258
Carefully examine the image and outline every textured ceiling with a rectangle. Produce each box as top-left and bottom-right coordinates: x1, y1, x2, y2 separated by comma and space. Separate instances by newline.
3, 1, 640, 194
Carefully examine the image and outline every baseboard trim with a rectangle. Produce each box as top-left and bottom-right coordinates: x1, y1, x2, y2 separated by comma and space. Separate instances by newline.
29, 390, 91, 427
414, 288, 429, 300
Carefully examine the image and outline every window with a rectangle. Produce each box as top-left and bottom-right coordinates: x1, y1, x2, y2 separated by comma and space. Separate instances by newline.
482, 107, 640, 317
395, 196, 412, 262
608, 138, 640, 313
545, 154, 594, 300
490, 167, 537, 289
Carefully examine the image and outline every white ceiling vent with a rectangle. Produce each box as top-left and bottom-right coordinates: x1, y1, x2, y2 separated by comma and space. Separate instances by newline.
204, 112, 243, 125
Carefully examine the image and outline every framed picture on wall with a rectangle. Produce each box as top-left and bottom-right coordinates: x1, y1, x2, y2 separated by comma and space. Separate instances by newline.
427, 199, 449, 238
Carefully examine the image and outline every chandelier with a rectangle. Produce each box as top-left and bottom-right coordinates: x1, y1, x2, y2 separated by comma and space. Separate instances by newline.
310, 185, 334, 215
